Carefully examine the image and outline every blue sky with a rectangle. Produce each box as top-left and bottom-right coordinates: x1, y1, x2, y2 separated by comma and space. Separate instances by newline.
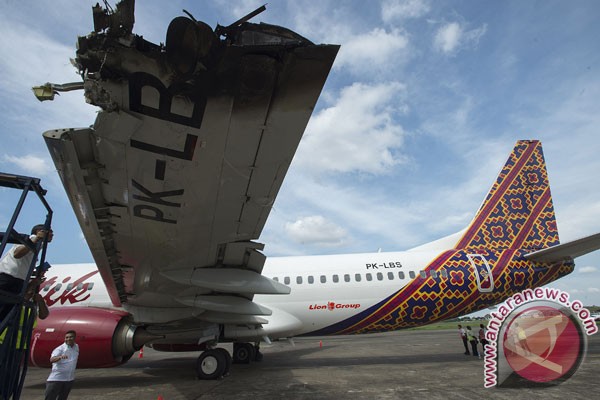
1, 0, 599, 305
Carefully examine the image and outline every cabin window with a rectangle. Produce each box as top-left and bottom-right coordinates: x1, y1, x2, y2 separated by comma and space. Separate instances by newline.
398, 271, 405, 279
284, 277, 290, 285
430, 270, 438, 278
355, 273, 362, 282
333, 274, 339, 283
388, 272, 395, 280
272, 277, 279, 282
409, 271, 416, 279
344, 274, 350, 282
87, 282, 94, 290
366, 273, 373, 281
320, 275, 326, 283
377, 272, 383, 281
420, 271, 427, 279
53, 284, 62, 291
77, 283, 84, 290
66, 283, 73, 291
42, 285, 50, 292
308, 276, 314, 284
296, 276, 303, 284
440, 269, 448, 278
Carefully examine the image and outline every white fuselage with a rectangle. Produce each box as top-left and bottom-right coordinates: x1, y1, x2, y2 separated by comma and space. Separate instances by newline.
40, 249, 442, 339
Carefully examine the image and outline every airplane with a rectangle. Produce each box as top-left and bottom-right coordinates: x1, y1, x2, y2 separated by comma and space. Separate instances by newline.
30, 0, 600, 380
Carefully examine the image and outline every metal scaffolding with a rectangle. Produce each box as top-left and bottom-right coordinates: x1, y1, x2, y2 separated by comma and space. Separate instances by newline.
0, 172, 52, 400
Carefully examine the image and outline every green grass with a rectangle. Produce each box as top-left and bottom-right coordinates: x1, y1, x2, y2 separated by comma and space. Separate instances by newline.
408, 319, 600, 331
408, 321, 463, 331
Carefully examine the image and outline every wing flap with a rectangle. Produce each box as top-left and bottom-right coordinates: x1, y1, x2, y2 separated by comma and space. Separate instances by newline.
176, 295, 272, 316
44, 128, 124, 306
162, 267, 290, 295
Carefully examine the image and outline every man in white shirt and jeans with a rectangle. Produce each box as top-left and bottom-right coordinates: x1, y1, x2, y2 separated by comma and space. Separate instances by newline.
45, 330, 79, 400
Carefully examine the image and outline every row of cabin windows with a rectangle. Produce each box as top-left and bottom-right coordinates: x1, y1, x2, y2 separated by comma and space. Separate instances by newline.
272, 269, 449, 285
41, 282, 95, 292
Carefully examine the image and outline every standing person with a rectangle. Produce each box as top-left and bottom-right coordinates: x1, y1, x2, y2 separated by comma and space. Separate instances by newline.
0, 224, 52, 321
478, 323, 488, 354
45, 331, 79, 400
466, 326, 479, 358
0, 225, 53, 290
458, 324, 469, 355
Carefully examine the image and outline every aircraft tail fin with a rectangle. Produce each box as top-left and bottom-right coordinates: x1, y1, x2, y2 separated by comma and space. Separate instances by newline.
454, 140, 560, 251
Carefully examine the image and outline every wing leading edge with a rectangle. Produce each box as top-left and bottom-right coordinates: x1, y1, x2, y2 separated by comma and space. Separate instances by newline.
42, 0, 338, 324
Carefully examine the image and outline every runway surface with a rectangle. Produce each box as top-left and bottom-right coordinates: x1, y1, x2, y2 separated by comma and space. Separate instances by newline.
21, 328, 600, 399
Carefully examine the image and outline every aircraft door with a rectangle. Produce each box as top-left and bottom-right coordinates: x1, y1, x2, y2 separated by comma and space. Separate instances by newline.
466, 254, 494, 293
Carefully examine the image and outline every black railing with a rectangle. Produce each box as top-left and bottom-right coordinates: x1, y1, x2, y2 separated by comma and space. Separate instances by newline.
0, 172, 52, 400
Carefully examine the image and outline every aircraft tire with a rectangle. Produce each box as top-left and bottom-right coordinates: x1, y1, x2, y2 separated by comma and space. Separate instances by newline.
215, 348, 232, 376
233, 342, 255, 364
196, 349, 227, 380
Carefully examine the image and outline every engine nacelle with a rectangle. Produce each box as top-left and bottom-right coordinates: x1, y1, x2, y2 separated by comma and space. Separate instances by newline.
30, 307, 149, 368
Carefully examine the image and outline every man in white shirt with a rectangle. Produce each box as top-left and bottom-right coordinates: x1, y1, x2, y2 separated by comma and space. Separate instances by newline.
0, 224, 52, 292
45, 330, 79, 400
0, 224, 52, 321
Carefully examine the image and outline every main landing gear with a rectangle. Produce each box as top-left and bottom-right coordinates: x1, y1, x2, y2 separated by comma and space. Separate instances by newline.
195, 343, 262, 380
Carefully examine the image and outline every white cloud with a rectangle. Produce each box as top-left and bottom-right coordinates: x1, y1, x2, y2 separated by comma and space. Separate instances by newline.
433, 22, 487, 54
296, 82, 407, 175
277, 173, 434, 251
434, 22, 462, 53
579, 266, 598, 274
2, 154, 50, 176
381, 0, 431, 23
285, 216, 347, 246
214, 0, 265, 22
588, 288, 600, 293
0, 14, 99, 143
334, 28, 409, 74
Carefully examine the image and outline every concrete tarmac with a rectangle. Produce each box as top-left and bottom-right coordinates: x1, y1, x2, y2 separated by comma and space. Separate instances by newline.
21, 329, 600, 400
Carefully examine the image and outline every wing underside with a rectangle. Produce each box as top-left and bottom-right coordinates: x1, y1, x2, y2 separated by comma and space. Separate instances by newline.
43, 2, 338, 334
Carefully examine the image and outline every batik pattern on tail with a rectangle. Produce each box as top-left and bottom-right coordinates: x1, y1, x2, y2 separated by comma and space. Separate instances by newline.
454, 140, 559, 251
306, 141, 573, 336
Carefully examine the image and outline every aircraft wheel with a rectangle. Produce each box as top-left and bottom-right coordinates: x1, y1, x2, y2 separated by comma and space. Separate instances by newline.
215, 348, 232, 376
233, 342, 255, 364
196, 349, 226, 380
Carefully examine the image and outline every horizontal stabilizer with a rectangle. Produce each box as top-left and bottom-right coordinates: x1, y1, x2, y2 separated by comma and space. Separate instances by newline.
176, 295, 272, 316
524, 232, 600, 262
162, 268, 291, 295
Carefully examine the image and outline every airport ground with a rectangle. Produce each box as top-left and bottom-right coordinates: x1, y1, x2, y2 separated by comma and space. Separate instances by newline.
21, 328, 600, 400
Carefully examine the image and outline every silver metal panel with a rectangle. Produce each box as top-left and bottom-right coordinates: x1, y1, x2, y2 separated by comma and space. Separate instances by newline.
42, 3, 338, 325
162, 267, 290, 295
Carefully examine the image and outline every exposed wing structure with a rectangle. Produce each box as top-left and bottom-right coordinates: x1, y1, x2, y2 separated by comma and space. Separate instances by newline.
42, 0, 338, 333
525, 232, 600, 262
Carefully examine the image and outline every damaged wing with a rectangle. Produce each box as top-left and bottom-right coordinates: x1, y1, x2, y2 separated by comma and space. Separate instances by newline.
41, 0, 338, 327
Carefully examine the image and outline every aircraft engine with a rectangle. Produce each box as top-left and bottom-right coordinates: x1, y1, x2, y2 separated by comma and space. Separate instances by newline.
29, 307, 154, 368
